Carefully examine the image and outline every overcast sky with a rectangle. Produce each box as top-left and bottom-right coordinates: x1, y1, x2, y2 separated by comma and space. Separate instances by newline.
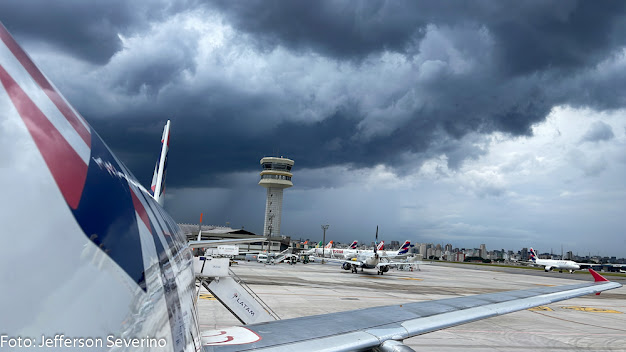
2, 1, 625, 257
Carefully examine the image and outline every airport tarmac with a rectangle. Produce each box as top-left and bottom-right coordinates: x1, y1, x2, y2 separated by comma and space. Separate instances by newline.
197, 261, 626, 351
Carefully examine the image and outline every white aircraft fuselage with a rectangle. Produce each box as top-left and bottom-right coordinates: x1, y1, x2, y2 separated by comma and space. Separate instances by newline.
533, 258, 581, 272
529, 248, 585, 273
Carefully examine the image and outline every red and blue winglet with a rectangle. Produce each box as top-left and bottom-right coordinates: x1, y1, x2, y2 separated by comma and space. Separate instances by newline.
589, 268, 609, 295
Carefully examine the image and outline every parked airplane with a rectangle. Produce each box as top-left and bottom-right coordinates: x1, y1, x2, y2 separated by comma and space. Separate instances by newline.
330, 240, 384, 259
380, 240, 411, 258
304, 240, 334, 256
0, 23, 620, 352
338, 239, 412, 260
529, 248, 591, 273
336, 228, 410, 275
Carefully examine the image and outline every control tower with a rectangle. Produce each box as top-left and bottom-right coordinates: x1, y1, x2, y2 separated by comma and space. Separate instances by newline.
259, 157, 294, 238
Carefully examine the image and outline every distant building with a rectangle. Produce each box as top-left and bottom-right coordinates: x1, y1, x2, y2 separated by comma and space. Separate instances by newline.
177, 223, 289, 253
521, 247, 529, 261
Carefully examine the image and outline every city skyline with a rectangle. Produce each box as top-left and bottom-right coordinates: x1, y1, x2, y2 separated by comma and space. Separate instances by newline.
179, 222, 624, 260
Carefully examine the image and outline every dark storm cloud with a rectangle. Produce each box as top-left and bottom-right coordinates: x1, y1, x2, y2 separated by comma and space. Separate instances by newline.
3, 1, 626, 189
0, 0, 188, 64
208, 0, 431, 59
210, 0, 626, 74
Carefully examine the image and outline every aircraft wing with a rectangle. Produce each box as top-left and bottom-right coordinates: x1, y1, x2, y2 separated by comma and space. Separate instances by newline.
324, 258, 364, 266
376, 261, 404, 268
188, 238, 266, 249
393, 261, 432, 267
376, 260, 430, 267
345, 260, 365, 267
409, 260, 432, 265
379, 253, 409, 259
203, 270, 620, 351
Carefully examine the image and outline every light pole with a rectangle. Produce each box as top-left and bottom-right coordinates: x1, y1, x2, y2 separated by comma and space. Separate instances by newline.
321, 224, 329, 264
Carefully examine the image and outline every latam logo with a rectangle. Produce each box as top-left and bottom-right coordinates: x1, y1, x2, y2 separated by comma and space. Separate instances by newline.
202, 327, 261, 346
232, 293, 256, 317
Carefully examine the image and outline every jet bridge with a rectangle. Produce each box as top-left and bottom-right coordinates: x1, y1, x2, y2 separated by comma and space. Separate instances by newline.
194, 256, 279, 324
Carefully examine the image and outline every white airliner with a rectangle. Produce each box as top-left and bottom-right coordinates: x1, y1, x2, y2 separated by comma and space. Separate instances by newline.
529, 248, 591, 273
0, 23, 621, 352
336, 240, 412, 260
380, 240, 412, 258
335, 229, 416, 275
304, 240, 334, 256
330, 240, 386, 259
328, 240, 358, 257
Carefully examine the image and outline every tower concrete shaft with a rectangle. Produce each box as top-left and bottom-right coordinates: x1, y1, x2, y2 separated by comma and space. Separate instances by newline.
263, 187, 283, 238
259, 157, 294, 238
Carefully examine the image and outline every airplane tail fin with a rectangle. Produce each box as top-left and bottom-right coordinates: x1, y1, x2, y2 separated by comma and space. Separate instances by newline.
374, 226, 380, 257
349, 240, 358, 249
150, 120, 170, 206
398, 240, 410, 254
377, 240, 384, 251
529, 248, 538, 262
325, 241, 333, 249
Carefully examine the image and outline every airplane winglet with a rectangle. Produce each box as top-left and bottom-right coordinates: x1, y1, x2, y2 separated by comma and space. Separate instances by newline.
590, 268, 610, 295
589, 268, 609, 282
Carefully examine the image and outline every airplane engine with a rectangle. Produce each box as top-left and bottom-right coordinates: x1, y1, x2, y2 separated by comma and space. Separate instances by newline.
381, 266, 389, 273
342, 262, 352, 270
545, 266, 553, 272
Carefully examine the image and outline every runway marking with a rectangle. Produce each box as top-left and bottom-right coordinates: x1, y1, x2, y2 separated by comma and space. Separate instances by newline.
533, 284, 556, 287
199, 294, 217, 300
400, 278, 423, 281
561, 306, 622, 313
527, 306, 553, 311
